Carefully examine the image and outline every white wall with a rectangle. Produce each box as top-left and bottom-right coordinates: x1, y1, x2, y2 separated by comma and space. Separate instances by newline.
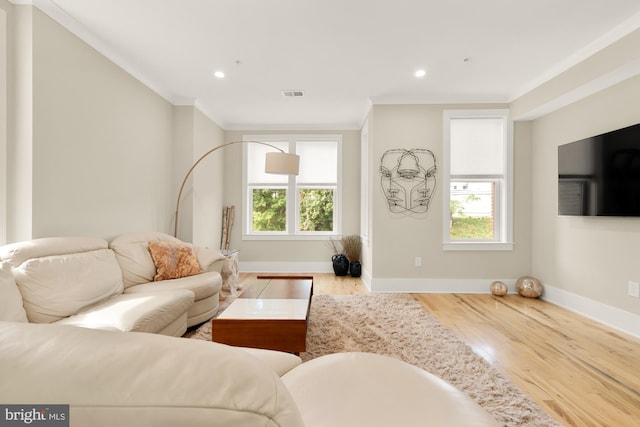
0, 3, 8, 245
367, 104, 532, 292
172, 106, 195, 242
192, 108, 224, 249
530, 75, 640, 321
5, 4, 33, 242
171, 106, 224, 247
27, 8, 174, 240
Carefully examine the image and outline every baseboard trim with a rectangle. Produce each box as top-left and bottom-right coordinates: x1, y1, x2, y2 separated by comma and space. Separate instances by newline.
369, 277, 517, 294
239, 262, 333, 273
541, 283, 640, 339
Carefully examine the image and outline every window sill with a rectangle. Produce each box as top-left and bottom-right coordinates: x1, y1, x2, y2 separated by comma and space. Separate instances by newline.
242, 234, 337, 241
443, 241, 514, 251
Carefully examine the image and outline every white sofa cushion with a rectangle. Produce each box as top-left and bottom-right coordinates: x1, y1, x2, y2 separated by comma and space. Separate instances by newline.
0, 236, 110, 267
0, 322, 305, 427
1, 237, 124, 323
110, 232, 187, 288
55, 290, 194, 335
0, 263, 27, 322
125, 271, 220, 300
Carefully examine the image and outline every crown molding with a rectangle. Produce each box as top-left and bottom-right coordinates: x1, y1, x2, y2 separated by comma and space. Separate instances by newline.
511, 9, 640, 102
370, 94, 509, 106
513, 57, 640, 120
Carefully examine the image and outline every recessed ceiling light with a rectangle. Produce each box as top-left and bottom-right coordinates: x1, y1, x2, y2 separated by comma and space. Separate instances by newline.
213, 71, 225, 79
415, 69, 427, 78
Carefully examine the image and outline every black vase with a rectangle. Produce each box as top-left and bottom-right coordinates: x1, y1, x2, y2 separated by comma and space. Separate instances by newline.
332, 254, 349, 276
349, 261, 362, 278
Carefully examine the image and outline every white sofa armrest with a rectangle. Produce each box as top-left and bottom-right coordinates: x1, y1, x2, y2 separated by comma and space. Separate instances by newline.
195, 246, 226, 273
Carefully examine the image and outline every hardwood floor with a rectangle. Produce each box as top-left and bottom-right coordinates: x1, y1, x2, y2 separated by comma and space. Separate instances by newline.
415, 293, 640, 427
237, 272, 369, 296
239, 273, 640, 427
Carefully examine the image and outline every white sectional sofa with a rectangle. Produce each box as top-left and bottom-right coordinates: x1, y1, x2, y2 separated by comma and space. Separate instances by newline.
0, 232, 224, 336
0, 321, 500, 427
0, 232, 500, 427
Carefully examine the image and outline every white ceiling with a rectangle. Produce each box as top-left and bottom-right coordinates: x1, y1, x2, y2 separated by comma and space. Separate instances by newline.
16, 0, 640, 129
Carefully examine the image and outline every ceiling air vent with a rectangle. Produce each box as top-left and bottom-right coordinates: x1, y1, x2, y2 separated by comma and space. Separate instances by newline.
281, 90, 304, 97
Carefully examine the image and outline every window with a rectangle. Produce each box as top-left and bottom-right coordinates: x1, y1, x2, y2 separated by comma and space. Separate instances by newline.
244, 135, 341, 239
442, 110, 513, 250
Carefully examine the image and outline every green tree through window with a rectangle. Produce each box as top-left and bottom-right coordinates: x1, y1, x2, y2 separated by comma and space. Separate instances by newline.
299, 189, 334, 231
252, 189, 286, 231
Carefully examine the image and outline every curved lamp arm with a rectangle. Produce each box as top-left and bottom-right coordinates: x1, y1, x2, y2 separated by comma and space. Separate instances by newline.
174, 140, 299, 237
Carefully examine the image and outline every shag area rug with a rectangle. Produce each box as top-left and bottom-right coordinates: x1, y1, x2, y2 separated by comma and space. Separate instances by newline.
189, 293, 562, 427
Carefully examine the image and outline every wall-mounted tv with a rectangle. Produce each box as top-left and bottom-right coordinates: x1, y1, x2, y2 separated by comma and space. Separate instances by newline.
558, 122, 640, 216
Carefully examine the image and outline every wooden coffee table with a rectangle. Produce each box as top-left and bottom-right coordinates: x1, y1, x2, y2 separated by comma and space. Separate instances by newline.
211, 276, 313, 353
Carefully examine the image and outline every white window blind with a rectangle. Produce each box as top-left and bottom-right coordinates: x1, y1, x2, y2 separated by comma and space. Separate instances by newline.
450, 118, 505, 176
297, 140, 337, 184
247, 141, 289, 184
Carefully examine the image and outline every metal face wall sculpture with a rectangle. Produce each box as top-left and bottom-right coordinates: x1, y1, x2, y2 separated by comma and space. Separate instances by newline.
379, 148, 437, 213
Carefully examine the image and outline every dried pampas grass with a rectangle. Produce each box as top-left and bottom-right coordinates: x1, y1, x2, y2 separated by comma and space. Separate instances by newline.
341, 235, 361, 262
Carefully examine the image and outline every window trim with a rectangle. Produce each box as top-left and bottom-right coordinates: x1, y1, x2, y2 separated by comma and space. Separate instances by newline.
442, 110, 514, 251
242, 134, 342, 241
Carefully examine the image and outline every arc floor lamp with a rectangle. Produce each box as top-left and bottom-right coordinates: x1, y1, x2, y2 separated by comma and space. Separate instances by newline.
173, 140, 300, 237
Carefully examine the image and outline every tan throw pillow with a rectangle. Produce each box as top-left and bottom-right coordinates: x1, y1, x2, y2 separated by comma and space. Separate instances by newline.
148, 241, 203, 281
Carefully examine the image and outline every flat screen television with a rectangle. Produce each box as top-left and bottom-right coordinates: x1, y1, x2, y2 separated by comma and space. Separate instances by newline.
558, 122, 640, 216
